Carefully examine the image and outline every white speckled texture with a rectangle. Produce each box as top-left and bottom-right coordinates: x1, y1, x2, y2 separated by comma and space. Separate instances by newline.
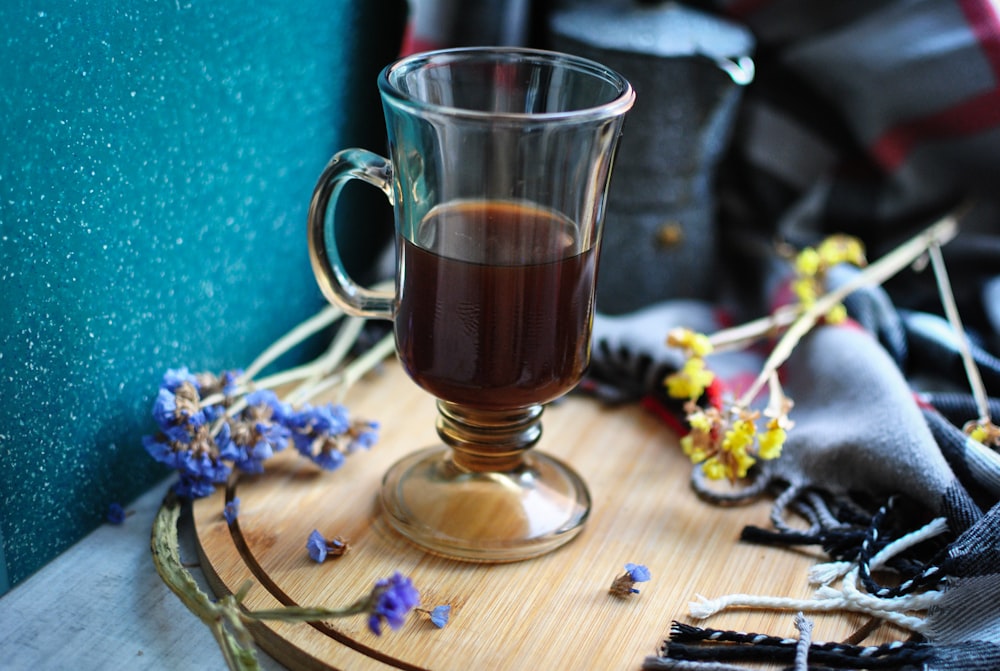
0, 0, 405, 592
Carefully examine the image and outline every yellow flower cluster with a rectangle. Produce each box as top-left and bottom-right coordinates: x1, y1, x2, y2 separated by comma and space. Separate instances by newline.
664, 328, 715, 400
792, 234, 867, 324
680, 402, 789, 482
665, 326, 791, 481
667, 235, 864, 477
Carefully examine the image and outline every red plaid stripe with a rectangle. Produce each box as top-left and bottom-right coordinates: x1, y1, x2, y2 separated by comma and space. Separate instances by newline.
868, 0, 1000, 170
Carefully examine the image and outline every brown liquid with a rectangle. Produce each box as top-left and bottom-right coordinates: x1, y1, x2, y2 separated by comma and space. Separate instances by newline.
396, 200, 597, 409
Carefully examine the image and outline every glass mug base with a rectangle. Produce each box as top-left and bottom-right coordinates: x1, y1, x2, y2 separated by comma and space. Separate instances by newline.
379, 444, 591, 563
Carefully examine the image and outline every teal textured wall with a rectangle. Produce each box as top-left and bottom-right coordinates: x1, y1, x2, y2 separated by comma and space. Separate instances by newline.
0, 0, 405, 593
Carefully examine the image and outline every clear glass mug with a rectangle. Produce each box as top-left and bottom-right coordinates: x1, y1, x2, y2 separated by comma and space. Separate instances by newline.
308, 47, 634, 562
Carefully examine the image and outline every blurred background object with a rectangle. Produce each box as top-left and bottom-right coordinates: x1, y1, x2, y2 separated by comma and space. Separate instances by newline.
401, 0, 533, 53
549, 1, 754, 313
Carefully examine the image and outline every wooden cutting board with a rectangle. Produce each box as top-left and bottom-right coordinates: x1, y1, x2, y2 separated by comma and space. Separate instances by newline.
193, 358, 898, 670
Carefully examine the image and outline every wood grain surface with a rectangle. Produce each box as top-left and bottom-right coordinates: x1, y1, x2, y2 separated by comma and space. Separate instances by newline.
193, 358, 898, 670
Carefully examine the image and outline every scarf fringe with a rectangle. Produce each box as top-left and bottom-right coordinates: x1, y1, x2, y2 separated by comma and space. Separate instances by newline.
647, 619, 933, 670
693, 495, 950, 633
809, 517, 948, 585
681, 504, 956, 669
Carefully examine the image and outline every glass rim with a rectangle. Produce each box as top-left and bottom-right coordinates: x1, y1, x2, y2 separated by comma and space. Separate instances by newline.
378, 46, 636, 122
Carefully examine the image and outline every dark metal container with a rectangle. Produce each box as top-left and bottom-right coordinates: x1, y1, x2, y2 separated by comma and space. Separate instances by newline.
549, 1, 754, 313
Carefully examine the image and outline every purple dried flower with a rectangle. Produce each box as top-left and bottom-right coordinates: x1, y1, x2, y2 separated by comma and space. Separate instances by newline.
144, 360, 380, 499
306, 529, 348, 563
107, 502, 126, 525
152, 386, 207, 443
306, 529, 328, 562
348, 420, 380, 453
429, 605, 450, 628
223, 498, 240, 525
367, 573, 420, 636
284, 403, 379, 470
610, 562, 651, 597
625, 562, 651, 583
172, 473, 223, 500
220, 370, 242, 396
312, 449, 345, 471
142, 433, 179, 468
176, 445, 230, 481
162, 367, 201, 392
167, 432, 232, 499
217, 393, 292, 474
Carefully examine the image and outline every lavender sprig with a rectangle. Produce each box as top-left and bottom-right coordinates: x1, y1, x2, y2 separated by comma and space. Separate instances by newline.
142, 296, 393, 499
148, 297, 427, 671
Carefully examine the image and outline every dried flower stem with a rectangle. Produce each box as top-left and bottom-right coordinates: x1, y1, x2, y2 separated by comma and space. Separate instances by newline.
736, 213, 959, 408
202, 334, 351, 440
152, 493, 398, 671
708, 304, 801, 353
201, 280, 395, 410
296, 330, 397, 404
927, 242, 991, 424
151, 493, 261, 670
240, 304, 345, 382
198, 286, 395, 445
244, 602, 370, 622
285, 315, 368, 405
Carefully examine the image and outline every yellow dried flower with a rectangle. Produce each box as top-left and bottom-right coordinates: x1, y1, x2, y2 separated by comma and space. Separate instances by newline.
757, 419, 787, 460
665, 357, 715, 400
792, 277, 818, 306
680, 434, 709, 463
722, 418, 756, 454
824, 302, 848, 325
790, 234, 866, 318
679, 396, 789, 482
795, 247, 821, 276
702, 457, 727, 481
717, 417, 756, 479
732, 449, 756, 479
965, 420, 1000, 447
817, 234, 866, 268
667, 327, 713, 357
688, 410, 712, 433
680, 405, 715, 462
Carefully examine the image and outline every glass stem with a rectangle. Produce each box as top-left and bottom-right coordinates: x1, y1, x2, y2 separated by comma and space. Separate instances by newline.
436, 401, 543, 473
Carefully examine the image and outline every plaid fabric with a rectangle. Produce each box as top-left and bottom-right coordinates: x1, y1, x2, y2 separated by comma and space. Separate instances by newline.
681, 0, 1000, 283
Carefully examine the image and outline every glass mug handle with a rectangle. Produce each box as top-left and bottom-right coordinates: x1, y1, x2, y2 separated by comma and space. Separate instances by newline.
307, 148, 395, 320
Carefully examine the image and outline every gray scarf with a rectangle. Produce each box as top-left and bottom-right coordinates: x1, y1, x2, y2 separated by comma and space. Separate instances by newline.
587, 269, 1000, 669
